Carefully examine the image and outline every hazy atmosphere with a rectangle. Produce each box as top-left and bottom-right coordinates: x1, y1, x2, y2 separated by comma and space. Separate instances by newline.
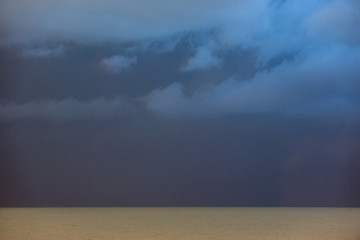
1, 0, 360, 206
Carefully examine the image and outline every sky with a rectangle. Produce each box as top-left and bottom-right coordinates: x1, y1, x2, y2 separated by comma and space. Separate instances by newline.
0, 0, 360, 207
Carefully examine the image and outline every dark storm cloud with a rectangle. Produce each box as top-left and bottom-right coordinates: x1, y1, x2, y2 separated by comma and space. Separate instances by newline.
145, 45, 360, 118
2, 116, 360, 206
1, 0, 360, 208
143, 0, 360, 118
0, 0, 359, 119
21, 46, 66, 58
0, 98, 135, 121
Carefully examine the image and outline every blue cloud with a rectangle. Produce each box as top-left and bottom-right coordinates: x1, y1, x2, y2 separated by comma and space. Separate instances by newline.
101, 55, 137, 74
0, 98, 135, 121
21, 46, 66, 57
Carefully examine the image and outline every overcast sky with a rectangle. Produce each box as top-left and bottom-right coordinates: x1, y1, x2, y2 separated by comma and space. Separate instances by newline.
1, 0, 360, 206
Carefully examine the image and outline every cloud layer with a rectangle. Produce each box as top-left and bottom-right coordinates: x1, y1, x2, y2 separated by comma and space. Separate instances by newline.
0, 98, 134, 121
1, 0, 359, 49
21, 46, 66, 57
1, 0, 360, 120
141, 0, 360, 118
182, 46, 222, 71
0, 0, 248, 44
101, 55, 137, 73
145, 44, 360, 118
307, 0, 360, 45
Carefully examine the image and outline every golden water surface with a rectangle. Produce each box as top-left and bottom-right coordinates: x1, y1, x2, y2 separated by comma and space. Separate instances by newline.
1, 208, 360, 240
